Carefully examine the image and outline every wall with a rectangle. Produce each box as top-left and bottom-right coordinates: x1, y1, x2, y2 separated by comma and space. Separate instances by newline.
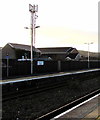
2, 44, 16, 59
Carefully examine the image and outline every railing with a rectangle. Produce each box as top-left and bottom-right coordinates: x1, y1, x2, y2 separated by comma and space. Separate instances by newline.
2, 59, 100, 79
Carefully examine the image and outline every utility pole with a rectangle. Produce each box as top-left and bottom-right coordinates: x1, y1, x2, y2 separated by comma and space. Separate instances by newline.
29, 4, 38, 75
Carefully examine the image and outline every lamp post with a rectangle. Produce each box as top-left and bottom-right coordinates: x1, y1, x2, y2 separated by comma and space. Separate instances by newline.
24, 25, 40, 49
84, 42, 93, 69
6, 54, 9, 77
29, 4, 38, 75
34, 25, 40, 47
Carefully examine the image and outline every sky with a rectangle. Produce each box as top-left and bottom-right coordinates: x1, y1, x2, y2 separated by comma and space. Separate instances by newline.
0, 0, 99, 52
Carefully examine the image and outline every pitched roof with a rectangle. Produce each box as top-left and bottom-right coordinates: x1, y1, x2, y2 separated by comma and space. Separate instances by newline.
8, 43, 41, 52
38, 47, 74, 54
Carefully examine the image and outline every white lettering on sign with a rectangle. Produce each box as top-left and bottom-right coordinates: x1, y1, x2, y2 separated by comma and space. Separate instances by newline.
37, 61, 44, 65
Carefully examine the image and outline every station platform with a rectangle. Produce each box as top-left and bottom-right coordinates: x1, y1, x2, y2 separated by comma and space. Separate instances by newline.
83, 106, 100, 120
1, 68, 100, 84
54, 94, 100, 120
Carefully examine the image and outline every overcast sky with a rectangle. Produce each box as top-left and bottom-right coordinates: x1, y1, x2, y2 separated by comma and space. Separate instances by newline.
0, 0, 99, 52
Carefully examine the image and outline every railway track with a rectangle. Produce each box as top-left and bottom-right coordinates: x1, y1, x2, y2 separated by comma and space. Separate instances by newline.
2, 69, 99, 101
2, 81, 68, 101
35, 89, 100, 120
2, 69, 100, 119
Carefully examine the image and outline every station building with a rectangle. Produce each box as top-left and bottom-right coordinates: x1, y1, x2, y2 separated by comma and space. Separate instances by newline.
38, 47, 81, 61
2, 43, 41, 59
2, 43, 81, 61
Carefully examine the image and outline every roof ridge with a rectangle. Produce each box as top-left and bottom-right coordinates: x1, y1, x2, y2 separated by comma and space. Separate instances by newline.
7, 43, 41, 52
9, 43, 30, 46
38, 47, 72, 49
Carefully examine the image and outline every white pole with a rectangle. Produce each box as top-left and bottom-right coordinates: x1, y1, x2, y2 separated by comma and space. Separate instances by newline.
88, 43, 90, 69
29, 4, 38, 74
84, 42, 93, 69
7, 58, 9, 77
31, 12, 33, 75
34, 13, 36, 48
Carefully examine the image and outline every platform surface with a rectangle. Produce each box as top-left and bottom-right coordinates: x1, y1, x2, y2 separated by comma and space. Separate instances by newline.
54, 94, 100, 120
1, 68, 99, 84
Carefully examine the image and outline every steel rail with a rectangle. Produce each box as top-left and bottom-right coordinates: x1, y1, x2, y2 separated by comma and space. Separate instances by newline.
35, 89, 100, 120
2, 81, 69, 101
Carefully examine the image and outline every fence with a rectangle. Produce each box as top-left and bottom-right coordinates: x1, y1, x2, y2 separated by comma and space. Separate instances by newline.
2, 59, 100, 79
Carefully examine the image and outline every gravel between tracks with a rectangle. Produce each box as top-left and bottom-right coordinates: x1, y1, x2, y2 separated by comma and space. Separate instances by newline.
2, 76, 100, 119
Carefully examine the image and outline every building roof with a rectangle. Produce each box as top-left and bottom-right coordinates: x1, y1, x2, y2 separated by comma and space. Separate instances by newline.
7, 43, 41, 53
38, 47, 74, 54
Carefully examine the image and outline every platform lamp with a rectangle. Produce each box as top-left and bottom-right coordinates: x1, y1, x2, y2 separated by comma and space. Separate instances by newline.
84, 42, 93, 69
